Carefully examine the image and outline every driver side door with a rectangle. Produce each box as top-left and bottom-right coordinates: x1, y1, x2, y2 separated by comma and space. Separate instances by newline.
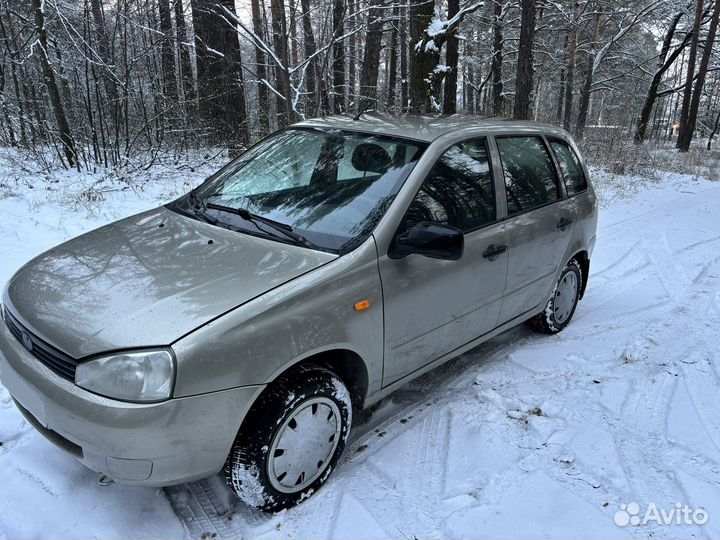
378, 137, 509, 386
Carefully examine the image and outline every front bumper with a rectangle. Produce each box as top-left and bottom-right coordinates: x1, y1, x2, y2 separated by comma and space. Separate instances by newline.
0, 319, 264, 486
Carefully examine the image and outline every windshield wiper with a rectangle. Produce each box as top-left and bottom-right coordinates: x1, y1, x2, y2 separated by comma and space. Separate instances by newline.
185, 189, 219, 225
205, 202, 318, 250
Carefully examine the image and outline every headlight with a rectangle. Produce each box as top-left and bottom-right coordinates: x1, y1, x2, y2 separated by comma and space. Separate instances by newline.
75, 349, 175, 402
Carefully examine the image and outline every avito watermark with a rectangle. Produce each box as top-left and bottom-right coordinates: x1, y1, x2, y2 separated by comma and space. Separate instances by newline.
614, 502, 709, 527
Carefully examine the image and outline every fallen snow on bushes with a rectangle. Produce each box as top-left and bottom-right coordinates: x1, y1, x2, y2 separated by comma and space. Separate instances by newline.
1, 156, 719, 539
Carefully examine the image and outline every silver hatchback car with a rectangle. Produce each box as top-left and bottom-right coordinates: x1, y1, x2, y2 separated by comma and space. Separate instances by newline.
0, 114, 596, 511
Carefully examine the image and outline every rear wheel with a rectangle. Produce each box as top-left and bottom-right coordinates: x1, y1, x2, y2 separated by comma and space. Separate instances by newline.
529, 259, 582, 334
224, 368, 352, 512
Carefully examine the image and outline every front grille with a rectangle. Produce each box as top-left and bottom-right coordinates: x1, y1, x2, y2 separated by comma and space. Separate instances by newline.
4, 308, 78, 382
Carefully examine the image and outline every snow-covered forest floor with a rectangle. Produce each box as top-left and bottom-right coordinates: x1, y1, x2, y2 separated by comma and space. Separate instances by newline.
1, 149, 719, 539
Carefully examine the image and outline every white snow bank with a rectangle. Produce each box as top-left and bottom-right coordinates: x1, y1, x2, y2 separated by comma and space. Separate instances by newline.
0, 152, 719, 538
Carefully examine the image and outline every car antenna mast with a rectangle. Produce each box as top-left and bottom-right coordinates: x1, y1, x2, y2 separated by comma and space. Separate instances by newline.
353, 99, 377, 121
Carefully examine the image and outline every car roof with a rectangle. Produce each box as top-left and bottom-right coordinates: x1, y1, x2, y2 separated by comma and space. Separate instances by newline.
293, 112, 571, 143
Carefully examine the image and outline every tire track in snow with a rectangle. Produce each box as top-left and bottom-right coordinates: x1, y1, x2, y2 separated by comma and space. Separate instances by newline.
412, 408, 452, 538
278, 480, 343, 538
502, 190, 720, 538
615, 372, 678, 501
600, 215, 720, 538
600, 186, 720, 234
681, 358, 720, 455
591, 239, 644, 279
672, 234, 720, 257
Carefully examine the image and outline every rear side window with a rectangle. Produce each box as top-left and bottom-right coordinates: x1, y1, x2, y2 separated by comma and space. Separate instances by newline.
496, 136, 559, 215
549, 139, 588, 195
405, 138, 496, 232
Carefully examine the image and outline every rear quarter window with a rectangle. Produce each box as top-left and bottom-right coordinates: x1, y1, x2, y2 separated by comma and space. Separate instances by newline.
549, 139, 588, 196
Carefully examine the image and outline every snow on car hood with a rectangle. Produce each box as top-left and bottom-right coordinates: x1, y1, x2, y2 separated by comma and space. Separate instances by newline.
4, 206, 335, 358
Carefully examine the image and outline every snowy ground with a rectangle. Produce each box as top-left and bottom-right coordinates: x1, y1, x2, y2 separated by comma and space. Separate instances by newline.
1, 153, 719, 539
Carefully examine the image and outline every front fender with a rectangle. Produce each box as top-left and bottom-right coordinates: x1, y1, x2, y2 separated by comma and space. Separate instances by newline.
170, 239, 383, 398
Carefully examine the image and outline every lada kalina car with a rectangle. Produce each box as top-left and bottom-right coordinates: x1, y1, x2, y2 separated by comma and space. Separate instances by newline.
0, 114, 597, 511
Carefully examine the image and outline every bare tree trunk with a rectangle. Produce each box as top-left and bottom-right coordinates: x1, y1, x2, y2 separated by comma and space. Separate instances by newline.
410, 0, 484, 113
678, 0, 720, 151
158, 0, 178, 102
250, 0, 270, 133
556, 33, 567, 122
574, 60, 593, 138
174, 0, 194, 102
634, 11, 686, 143
52, 40, 74, 122
32, 0, 76, 167
513, 0, 536, 119
563, 1, 579, 130
12, 64, 28, 145
26, 79, 43, 146
358, 0, 383, 112
0, 60, 16, 146
464, 30, 473, 113
0, 13, 28, 146
300, 0, 318, 116
191, 0, 250, 145
677, 0, 705, 148
269, 0, 293, 125
409, 0, 439, 112
288, 0, 299, 71
0, 13, 14, 147
89, 0, 119, 121
575, 7, 601, 139
707, 108, 720, 149
387, 5, 399, 109
332, 0, 346, 112
399, 4, 409, 111
347, 0, 356, 103
312, 0, 331, 115
442, 0, 460, 113
666, 47, 685, 141
491, 0, 504, 116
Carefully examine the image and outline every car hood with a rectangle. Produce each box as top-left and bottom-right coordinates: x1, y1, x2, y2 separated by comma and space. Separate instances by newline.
4, 207, 336, 358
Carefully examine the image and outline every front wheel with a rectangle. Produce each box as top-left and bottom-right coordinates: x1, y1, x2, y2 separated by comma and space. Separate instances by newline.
224, 367, 352, 512
529, 258, 582, 334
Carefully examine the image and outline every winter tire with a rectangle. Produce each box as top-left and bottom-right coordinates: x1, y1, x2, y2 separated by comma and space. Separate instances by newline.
224, 367, 352, 512
529, 258, 582, 334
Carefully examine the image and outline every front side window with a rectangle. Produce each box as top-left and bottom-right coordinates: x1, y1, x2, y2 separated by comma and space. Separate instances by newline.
179, 128, 427, 253
496, 136, 560, 215
403, 138, 496, 233
549, 139, 588, 196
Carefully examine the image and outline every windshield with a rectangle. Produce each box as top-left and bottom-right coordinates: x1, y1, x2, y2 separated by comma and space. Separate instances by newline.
174, 128, 427, 253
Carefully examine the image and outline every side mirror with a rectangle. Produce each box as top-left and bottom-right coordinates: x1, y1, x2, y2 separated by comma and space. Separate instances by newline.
390, 221, 464, 261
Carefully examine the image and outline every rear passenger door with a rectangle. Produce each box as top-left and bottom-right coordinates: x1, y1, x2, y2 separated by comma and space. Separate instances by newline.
547, 137, 596, 232
494, 135, 576, 323
379, 138, 509, 385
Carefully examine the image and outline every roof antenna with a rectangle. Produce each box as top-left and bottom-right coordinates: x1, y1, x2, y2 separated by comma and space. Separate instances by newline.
353, 99, 376, 121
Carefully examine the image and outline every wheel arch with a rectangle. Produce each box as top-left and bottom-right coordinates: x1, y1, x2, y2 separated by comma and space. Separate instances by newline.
570, 250, 590, 299
292, 348, 370, 411
250, 347, 370, 415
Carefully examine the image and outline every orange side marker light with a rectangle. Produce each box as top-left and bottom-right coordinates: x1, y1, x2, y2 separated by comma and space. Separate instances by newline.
354, 299, 371, 311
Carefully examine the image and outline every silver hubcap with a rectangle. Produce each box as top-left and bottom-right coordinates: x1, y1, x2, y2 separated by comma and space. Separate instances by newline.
267, 397, 342, 493
553, 271, 578, 324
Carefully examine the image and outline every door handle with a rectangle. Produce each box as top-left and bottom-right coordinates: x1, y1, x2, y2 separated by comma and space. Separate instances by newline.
482, 244, 508, 261
556, 217, 573, 230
